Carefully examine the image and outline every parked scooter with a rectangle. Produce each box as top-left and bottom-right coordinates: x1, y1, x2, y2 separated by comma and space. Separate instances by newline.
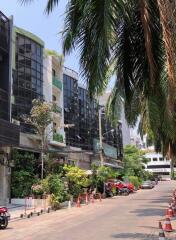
117, 187, 130, 196
0, 207, 10, 229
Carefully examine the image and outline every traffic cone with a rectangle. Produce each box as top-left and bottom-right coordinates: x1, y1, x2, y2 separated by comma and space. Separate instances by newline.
77, 196, 81, 208
91, 193, 94, 203
163, 217, 173, 232
85, 193, 88, 205
166, 205, 174, 218
159, 222, 165, 240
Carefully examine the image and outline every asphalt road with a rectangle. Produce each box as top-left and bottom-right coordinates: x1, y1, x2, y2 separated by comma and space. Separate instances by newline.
1, 181, 176, 240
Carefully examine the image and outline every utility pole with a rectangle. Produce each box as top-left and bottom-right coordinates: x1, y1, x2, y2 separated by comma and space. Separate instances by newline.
98, 107, 104, 166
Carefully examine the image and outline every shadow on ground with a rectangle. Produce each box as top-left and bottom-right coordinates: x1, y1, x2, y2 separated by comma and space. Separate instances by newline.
130, 207, 164, 217
111, 232, 173, 240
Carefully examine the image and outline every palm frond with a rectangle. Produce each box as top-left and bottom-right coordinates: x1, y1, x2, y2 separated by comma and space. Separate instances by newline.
45, 0, 60, 14
18, 0, 35, 5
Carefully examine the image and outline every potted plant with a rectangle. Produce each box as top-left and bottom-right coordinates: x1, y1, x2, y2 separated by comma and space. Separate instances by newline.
31, 184, 44, 198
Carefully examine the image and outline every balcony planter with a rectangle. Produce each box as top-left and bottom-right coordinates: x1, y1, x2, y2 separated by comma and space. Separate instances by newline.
53, 133, 63, 143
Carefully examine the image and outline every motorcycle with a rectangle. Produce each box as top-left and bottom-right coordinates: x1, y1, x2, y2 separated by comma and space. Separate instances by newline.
117, 187, 130, 196
0, 207, 10, 229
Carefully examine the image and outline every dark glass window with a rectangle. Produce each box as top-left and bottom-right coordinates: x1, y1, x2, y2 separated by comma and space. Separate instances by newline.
12, 33, 43, 127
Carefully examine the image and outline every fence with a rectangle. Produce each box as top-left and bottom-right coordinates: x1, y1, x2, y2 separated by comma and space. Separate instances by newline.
10, 195, 52, 219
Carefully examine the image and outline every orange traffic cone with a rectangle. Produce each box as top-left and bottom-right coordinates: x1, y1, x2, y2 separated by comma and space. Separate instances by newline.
159, 222, 165, 240
91, 193, 94, 203
163, 217, 173, 232
77, 196, 81, 208
85, 193, 88, 205
166, 204, 174, 218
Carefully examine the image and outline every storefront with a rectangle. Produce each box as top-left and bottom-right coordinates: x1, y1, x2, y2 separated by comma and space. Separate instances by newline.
0, 119, 19, 204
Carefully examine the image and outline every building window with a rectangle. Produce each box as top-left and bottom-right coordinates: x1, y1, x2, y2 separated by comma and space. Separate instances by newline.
12, 33, 43, 129
153, 158, 158, 161
159, 157, 164, 161
52, 69, 56, 77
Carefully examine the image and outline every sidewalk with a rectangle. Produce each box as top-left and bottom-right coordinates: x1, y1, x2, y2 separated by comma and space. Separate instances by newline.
6, 204, 26, 220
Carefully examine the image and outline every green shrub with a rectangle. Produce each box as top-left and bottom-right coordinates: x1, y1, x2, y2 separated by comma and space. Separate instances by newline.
41, 174, 69, 203
127, 176, 141, 189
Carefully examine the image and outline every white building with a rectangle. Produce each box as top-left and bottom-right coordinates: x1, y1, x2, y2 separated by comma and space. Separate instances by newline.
144, 152, 175, 180
43, 51, 65, 148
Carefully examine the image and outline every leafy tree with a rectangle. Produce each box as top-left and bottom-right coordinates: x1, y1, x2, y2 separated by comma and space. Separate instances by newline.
20, 0, 176, 177
123, 145, 147, 179
63, 165, 90, 197
90, 164, 119, 193
25, 99, 52, 179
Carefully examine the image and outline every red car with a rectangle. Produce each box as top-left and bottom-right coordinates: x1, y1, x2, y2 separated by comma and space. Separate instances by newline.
107, 179, 134, 193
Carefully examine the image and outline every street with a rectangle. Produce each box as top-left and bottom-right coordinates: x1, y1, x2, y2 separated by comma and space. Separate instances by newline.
1, 181, 176, 240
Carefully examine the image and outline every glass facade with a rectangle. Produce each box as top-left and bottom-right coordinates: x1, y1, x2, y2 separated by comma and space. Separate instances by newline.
12, 32, 43, 130
63, 73, 79, 147
63, 73, 123, 156
0, 11, 10, 121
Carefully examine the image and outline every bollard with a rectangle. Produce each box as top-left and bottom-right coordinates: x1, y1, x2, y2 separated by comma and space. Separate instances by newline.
68, 200, 71, 209
99, 193, 102, 202
91, 193, 94, 203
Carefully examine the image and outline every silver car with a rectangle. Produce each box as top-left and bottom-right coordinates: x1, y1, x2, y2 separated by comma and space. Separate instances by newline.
141, 181, 154, 189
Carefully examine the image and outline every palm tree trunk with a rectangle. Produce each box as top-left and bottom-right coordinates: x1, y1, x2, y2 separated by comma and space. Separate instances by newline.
157, 0, 176, 107
170, 158, 174, 180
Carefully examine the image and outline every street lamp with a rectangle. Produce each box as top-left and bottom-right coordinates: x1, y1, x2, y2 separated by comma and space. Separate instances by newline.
98, 107, 116, 167
98, 107, 104, 166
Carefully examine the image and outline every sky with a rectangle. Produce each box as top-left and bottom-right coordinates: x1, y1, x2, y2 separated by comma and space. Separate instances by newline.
0, 0, 114, 88
0, 0, 79, 71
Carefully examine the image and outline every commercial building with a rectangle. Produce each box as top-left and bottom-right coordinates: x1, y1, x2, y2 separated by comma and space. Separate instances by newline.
0, 10, 125, 203
43, 51, 65, 148
63, 67, 123, 169
11, 26, 44, 152
144, 152, 176, 180
0, 11, 19, 204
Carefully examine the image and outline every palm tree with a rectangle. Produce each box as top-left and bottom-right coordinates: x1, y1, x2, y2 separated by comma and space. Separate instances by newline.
20, 0, 176, 177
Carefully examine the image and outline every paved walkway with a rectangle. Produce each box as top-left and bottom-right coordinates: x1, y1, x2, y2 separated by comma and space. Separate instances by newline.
1, 181, 176, 240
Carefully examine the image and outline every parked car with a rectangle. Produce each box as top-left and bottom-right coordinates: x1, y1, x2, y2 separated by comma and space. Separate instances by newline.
107, 179, 134, 193
141, 181, 154, 189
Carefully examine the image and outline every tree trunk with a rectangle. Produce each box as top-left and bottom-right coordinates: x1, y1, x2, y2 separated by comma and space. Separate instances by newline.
170, 158, 175, 180
41, 134, 45, 179
157, 0, 176, 108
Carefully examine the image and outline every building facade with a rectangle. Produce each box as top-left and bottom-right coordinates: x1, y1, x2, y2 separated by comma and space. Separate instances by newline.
12, 27, 44, 130
0, 12, 19, 204
144, 152, 175, 180
43, 51, 65, 148
63, 67, 123, 168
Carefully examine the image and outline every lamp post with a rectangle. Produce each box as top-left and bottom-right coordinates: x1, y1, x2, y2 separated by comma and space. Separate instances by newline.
98, 107, 104, 166
98, 106, 115, 167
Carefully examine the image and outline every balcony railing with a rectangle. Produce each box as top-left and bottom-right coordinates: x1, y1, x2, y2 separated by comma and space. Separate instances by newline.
53, 133, 63, 143
52, 77, 62, 90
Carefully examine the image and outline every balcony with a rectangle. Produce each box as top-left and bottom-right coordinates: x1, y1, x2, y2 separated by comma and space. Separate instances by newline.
52, 103, 62, 114
52, 77, 62, 90
53, 133, 63, 143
